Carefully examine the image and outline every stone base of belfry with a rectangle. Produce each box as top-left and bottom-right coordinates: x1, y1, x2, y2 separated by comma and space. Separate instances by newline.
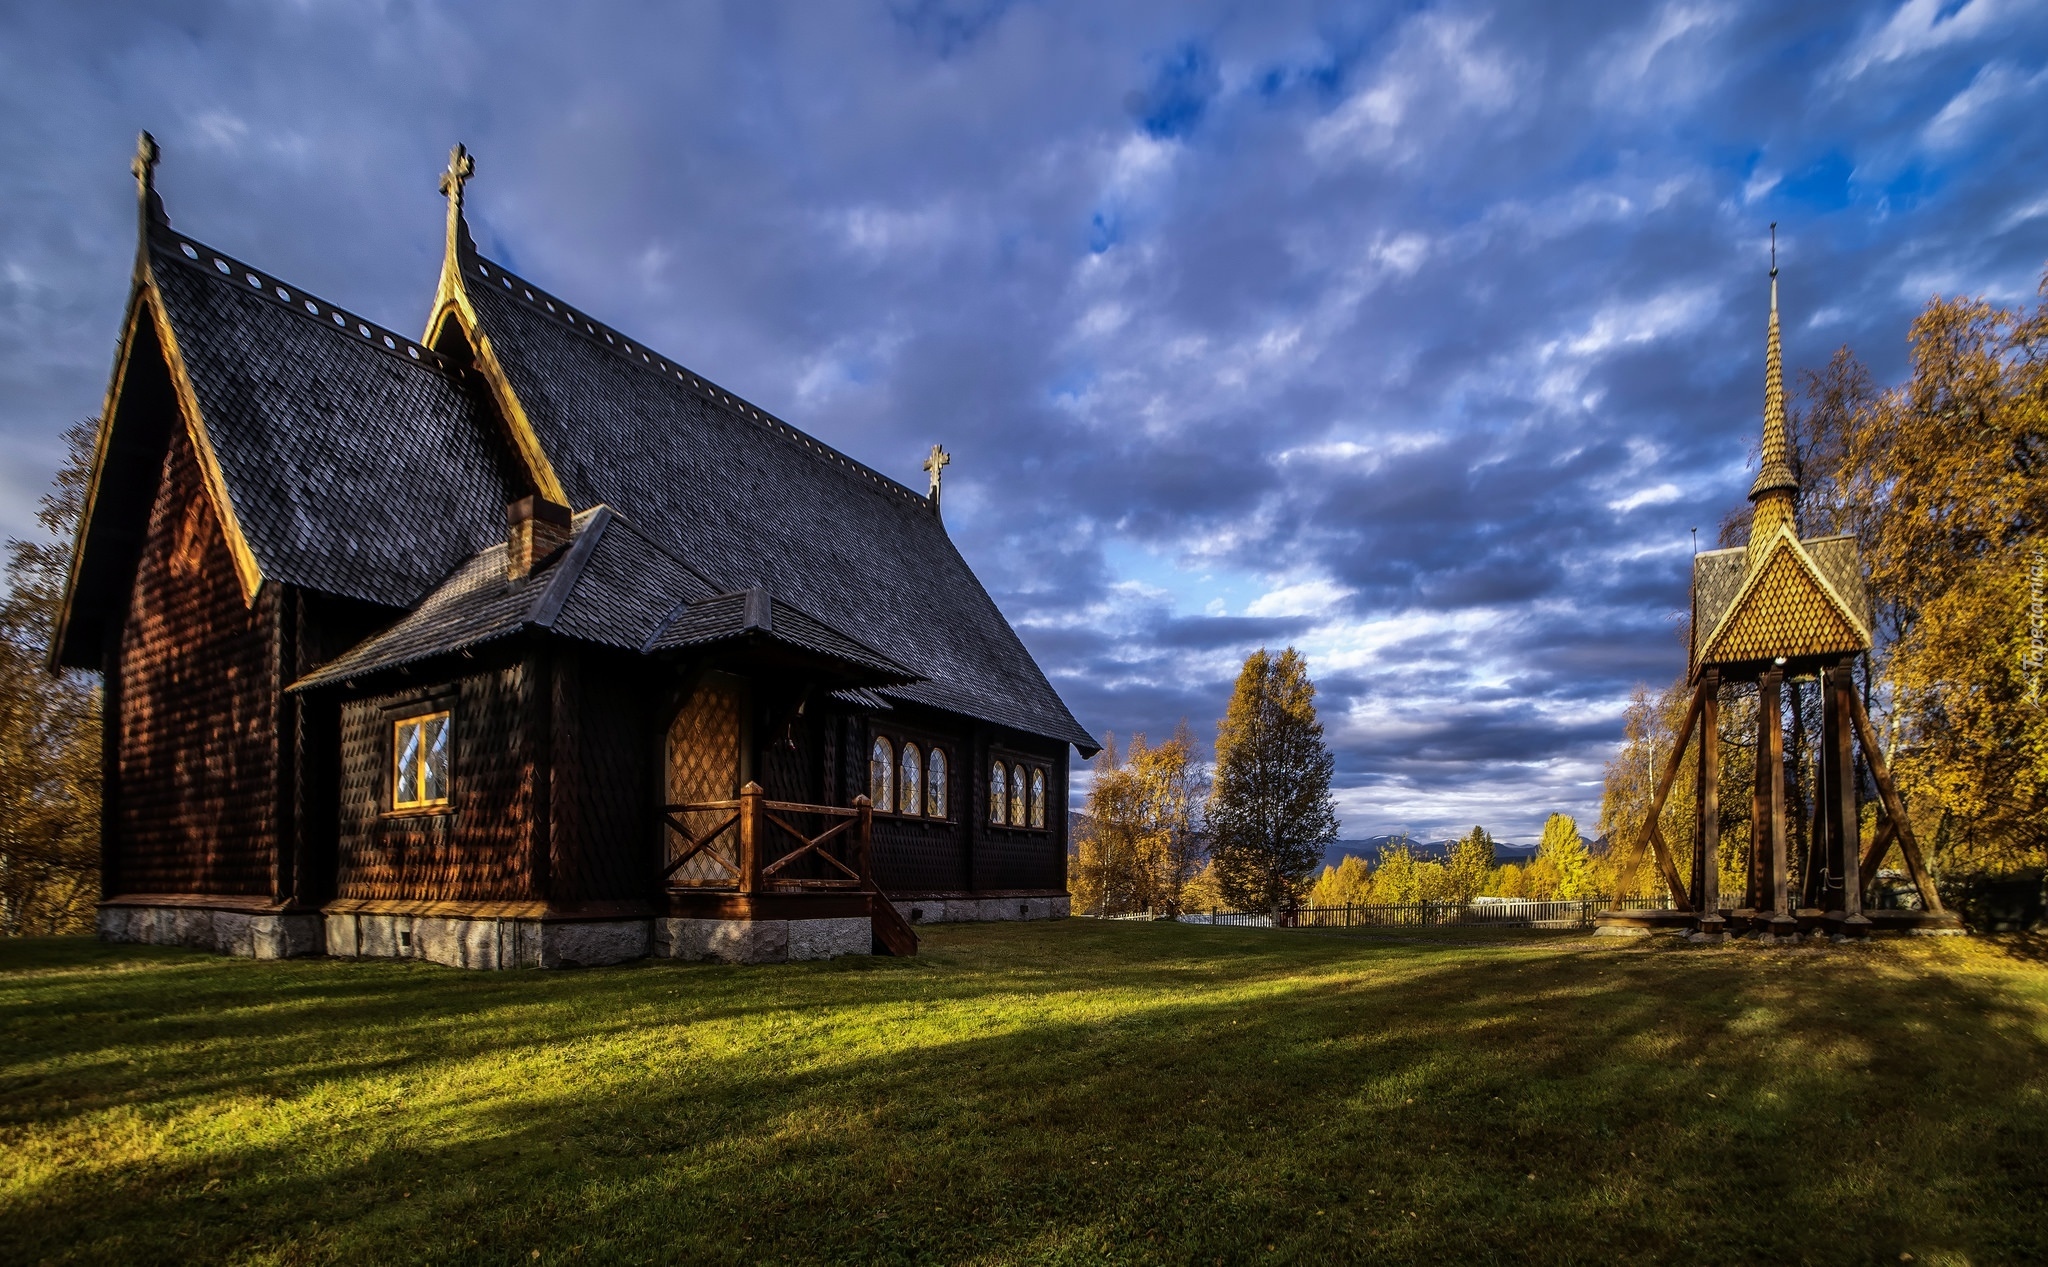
98, 903, 325, 960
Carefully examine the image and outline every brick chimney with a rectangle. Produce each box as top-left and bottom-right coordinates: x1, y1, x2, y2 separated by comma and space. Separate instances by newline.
507, 495, 572, 580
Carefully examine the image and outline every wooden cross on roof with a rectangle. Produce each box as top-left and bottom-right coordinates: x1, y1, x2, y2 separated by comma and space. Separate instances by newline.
439, 142, 475, 202
131, 131, 159, 191
132, 131, 167, 227
923, 443, 951, 499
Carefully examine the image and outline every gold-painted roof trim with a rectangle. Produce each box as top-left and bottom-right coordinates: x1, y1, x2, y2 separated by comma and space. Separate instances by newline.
424, 149, 567, 507
140, 259, 265, 604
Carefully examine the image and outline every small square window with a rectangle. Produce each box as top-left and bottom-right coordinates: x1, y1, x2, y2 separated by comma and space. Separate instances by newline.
393, 711, 451, 810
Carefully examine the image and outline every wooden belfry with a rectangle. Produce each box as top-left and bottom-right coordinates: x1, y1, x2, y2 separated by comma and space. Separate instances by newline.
1598, 242, 1961, 939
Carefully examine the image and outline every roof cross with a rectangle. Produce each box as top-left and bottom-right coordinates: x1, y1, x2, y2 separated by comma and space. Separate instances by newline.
132, 131, 160, 192
439, 142, 475, 203
131, 131, 167, 227
923, 443, 951, 499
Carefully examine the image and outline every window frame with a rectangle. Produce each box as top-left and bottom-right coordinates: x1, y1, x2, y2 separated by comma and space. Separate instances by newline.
869, 735, 896, 814
926, 747, 948, 820
898, 742, 923, 818
988, 749, 1054, 833
868, 728, 953, 821
989, 759, 1008, 826
389, 708, 454, 814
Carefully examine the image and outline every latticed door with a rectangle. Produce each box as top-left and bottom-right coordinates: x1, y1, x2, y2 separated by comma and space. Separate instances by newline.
665, 673, 743, 886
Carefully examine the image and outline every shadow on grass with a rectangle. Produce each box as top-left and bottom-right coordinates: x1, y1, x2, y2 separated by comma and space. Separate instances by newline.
2, 926, 2045, 1265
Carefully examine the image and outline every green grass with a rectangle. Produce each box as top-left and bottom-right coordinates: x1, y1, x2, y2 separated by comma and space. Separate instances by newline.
3, 924, 2046, 1265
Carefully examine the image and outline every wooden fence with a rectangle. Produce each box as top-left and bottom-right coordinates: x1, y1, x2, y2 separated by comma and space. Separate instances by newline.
1129, 895, 1690, 931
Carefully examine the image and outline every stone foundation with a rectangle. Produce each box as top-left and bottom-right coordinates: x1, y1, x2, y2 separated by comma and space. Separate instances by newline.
892, 895, 1069, 925
654, 916, 871, 964
101, 893, 1066, 968
323, 913, 651, 969
98, 904, 324, 960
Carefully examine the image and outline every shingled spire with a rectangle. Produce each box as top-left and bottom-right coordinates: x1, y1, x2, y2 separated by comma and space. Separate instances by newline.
1747, 225, 1798, 566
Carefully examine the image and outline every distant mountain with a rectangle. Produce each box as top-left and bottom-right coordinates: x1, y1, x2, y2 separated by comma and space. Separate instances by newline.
1320, 836, 1539, 871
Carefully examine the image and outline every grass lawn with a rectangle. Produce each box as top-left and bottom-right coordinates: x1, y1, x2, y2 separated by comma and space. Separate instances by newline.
3, 923, 2046, 1265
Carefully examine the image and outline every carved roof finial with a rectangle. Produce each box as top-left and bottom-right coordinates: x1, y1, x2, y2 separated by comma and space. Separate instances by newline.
438, 142, 477, 260
923, 443, 952, 507
132, 131, 168, 227
439, 142, 474, 203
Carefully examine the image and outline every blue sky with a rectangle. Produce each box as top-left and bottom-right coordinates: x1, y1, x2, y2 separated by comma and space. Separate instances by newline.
4, 0, 2045, 840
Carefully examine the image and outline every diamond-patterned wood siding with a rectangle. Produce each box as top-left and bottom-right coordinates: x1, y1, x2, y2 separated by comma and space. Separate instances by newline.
1703, 537, 1867, 665
665, 673, 741, 884
109, 423, 280, 897
333, 660, 537, 902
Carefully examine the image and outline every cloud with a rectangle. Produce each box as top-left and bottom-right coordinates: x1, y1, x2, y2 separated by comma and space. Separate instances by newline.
1305, 12, 1517, 168
1836, 0, 2017, 81
1921, 61, 2048, 151
2, 0, 2045, 840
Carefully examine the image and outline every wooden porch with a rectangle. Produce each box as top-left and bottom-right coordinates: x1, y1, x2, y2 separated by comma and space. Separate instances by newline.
660, 782, 919, 955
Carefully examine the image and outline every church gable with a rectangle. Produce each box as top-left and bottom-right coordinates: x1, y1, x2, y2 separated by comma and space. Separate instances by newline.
144, 232, 520, 609
1701, 531, 1868, 666
111, 420, 283, 897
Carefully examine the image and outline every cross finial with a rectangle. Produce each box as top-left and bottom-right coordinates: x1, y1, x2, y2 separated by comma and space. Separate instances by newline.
131, 131, 167, 227
132, 131, 160, 192
922, 443, 952, 500
1769, 222, 1777, 280
439, 142, 475, 202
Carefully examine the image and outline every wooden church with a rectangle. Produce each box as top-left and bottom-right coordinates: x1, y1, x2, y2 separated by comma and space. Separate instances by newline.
1599, 242, 1961, 939
56, 136, 1097, 966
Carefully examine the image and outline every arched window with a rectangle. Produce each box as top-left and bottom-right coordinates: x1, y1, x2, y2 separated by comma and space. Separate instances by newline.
870, 736, 894, 813
1030, 768, 1046, 828
927, 748, 948, 819
899, 744, 922, 817
1009, 763, 1026, 826
989, 760, 1007, 825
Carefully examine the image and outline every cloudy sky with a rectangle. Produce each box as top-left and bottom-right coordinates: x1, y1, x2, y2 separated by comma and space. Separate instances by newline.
4, 0, 2045, 840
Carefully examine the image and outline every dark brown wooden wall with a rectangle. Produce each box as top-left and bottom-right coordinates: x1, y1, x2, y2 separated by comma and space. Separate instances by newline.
842, 707, 1068, 894
107, 424, 281, 897
334, 658, 538, 903
548, 648, 653, 907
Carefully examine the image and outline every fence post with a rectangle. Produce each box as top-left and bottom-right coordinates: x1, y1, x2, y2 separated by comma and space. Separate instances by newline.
853, 794, 874, 886
737, 781, 764, 894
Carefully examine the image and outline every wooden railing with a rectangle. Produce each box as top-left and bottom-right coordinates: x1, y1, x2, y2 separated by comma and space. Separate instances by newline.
660, 782, 917, 955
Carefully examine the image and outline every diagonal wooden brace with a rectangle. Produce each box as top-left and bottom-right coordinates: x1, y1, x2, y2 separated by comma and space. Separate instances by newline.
659, 811, 741, 880
1611, 684, 1704, 911
1845, 692, 1945, 914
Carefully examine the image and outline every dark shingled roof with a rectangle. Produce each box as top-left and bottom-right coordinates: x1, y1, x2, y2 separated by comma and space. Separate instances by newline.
145, 225, 515, 608
1804, 534, 1873, 630
293, 508, 916, 690
1691, 547, 1746, 668
68, 210, 1090, 751
457, 251, 1094, 750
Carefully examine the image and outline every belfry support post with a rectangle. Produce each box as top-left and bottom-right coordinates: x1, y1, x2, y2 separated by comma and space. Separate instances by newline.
1760, 669, 1796, 935
1696, 670, 1723, 932
1826, 665, 1869, 931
